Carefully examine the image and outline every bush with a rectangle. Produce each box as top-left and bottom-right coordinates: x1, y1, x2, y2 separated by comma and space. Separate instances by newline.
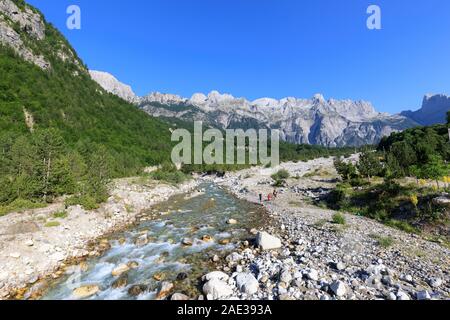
65, 195, 100, 210
334, 158, 358, 181
370, 234, 394, 248
385, 220, 419, 234
150, 163, 191, 185
348, 177, 369, 187
271, 169, 290, 181
271, 169, 290, 186
53, 211, 68, 219
0, 199, 46, 216
332, 213, 346, 225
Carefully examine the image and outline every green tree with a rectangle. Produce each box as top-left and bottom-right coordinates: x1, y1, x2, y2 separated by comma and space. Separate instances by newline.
421, 155, 449, 189
334, 157, 357, 181
357, 150, 384, 181
33, 129, 65, 202
84, 145, 112, 202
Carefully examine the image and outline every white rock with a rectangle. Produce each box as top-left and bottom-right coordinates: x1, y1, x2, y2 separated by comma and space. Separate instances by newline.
397, 291, 411, 301
330, 281, 347, 297
171, 293, 190, 301
256, 232, 282, 250
51, 252, 65, 262
235, 273, 259, 295
429, 278, 443, 288
10, 252, 21, 259
111, 264, 130, 277
280, 271, 293, 283
227, 219, 238, 225
305, 269, 319, 281
335, 262, 346, 271
416, 291, 431, 300
203, 279, 234, 300
0, 272, 9, 281
387, 292, 397, 300
202, 271, 229, 282
73, 285, 100, 299
25, 240, 34, 247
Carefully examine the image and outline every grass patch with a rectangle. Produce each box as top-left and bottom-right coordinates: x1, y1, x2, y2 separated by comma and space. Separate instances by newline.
53, 211, 68, 219
332, 213, 346, 225
314, 219, 327, 228
303, 167, 333, 178
289, 201, 303, 207
0, 199, 46, 217
370, 234, 395, 248
45, 221, 61, 228
385, 219, 419, 234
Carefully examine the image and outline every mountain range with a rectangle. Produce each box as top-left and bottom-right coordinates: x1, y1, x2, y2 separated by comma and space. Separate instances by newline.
89, 69, 449, 147
1, 0, 448, 153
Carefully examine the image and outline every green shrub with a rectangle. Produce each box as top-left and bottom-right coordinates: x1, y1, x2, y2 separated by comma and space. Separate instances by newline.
150, 163, 191, 185
385, 220, 419, 234
53, 211, 68, 219
332, 213, 346, 225
349, 177, 369, 187
65, 195, 100, 210
272, 169, 290, 181
370, 234, 394, 248
0, 199, 46, 216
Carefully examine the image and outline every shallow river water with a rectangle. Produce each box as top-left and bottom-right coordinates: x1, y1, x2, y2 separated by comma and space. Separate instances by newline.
41, 183, 266, 300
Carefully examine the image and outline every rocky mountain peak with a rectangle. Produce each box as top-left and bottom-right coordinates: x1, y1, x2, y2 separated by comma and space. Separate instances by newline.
89, 70, 138, 103
0, 0, 49, 69
0, 0, 45, 40
312, 93, 326, 104
401, 93, 450, 125
140, 92, 186, 105
422, 93, 450, 112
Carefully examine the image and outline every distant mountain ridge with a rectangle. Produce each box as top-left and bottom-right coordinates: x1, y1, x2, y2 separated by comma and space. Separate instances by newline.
88, 78, 447, 148
137, 91, 420, 147
401, 94, 450, 126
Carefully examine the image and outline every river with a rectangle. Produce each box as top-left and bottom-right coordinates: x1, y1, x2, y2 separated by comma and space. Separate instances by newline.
41, 183, 266, 300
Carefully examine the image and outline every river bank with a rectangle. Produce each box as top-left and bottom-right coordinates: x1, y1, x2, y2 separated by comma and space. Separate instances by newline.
0, 178, 198, 299
204, 158, 449, 300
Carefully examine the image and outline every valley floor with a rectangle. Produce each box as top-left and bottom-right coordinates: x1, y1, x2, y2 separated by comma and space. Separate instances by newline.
0, 178, 197, 299
205, 158, 449, 300
0, 157, 448, 300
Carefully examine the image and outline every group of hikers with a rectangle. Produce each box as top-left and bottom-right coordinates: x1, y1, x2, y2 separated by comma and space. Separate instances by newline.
259, 189, 278, 203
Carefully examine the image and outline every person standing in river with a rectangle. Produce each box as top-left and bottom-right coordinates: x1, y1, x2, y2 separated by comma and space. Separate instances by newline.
259, 194, 263, 203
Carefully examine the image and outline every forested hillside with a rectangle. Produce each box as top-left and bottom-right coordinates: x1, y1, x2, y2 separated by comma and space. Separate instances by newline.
0, 1, 172, 211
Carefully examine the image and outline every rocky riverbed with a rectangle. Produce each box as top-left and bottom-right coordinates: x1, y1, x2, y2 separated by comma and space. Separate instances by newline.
200, 158, 449, 301
1, 157, 449, 301
0, 178, 198, 299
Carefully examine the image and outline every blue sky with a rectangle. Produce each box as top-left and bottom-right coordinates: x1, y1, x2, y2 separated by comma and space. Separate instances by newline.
27, 0, 450, 113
